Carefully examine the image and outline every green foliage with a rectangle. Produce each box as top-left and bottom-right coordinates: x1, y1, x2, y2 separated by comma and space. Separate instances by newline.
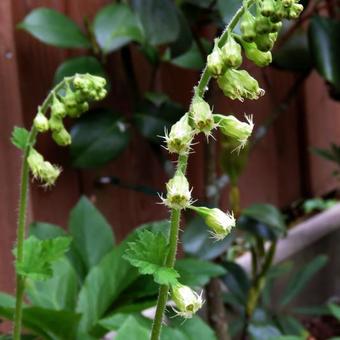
115, 315, 149, 340
303, 198, 337, 214
69, 196, 115, 272
54, 56, 106, 85
70, 109, 131, 168
18, 8, 90, 48
14, 236, 72, 281
94, 4, 144, 54
308, 16, 340, 98
124, 230, 180, 285
11, 126, 29, 150
280, 255, 328, 306
131, 0, 180, 46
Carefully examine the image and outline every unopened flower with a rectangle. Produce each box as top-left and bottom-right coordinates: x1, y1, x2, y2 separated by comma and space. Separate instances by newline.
259, 0, 276, 17
190, 206, 236, 240
73, 73, 107, 101
255, 15, 274, 35
282, 0, 295, 8
288, 3, 303, 19
162, 171, 192, 210
52, 128, 72, 146
190, 95, 216, 138
217, 69, 265, 101
48, 114, 64, 132
50, 95, 66, 118
255, 33, 277, 52
214, 114, 254, 151
27, 149, 61, 186
207, 39, 225, 77
62, 84, 80, 118
240, 10, 256, 43
171, 283, 203, 318
241, 40, 272, 67
33, 110, 49, 133
221, 34, 242, 68
164, 114, 194, 155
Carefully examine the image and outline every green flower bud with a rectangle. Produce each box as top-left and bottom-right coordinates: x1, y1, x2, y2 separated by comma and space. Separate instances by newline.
282, 0, 294, 8
190, 94, 216, 138
270, 21, 282, 33
27, 149, 61, 187
63, 84, 79, 118
288, 3, 303, 19
33, 110, 49, 133
221, 35, 242, 68
259, 0, 276, 17
171, 283, 203, 318
207, 40, 225, 77
49, 114, 64, 132
217, 69, 265, 101
190, 206, 236, 240
270, 1, 286, 22
73, 73, 107, 101
50, 95, 66, 118
52, 128, 72, 146
214, 114, 254, 150
254, 33, 276, 52
164, 114, 194, 155
241, 40, 272, 67
162, 171, 192, 210
240, 10, 257, 43
255, 15, 274, 35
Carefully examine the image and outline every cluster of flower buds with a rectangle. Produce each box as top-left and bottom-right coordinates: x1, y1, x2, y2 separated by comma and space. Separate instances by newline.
170, 283, 203, 318
190, 206, 236, 240
30, 74, 107, 186
27, 148, 61, 187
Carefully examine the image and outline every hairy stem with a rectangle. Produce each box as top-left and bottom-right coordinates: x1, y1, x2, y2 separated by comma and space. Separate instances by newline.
150, 1, 256, 339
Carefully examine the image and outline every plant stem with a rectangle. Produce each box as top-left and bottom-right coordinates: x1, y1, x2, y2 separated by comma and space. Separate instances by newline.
13, 127, 37, 340
151, 209, 180, 340
150, 2, 256, 338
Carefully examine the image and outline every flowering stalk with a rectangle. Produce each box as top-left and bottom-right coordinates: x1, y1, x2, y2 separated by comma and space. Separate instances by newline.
13, 74, 107, 340
150, 0, 303, 338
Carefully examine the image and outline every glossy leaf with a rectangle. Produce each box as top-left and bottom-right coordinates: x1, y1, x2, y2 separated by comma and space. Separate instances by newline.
280, 255, 328, 306
221, 261, 250, 304
30, 222, 66, 239
131, 0, 180, 46
175, 258, 226, 287
94, 4, 144, 54
115, 316, 149, 340
70, 109, 130, 168
182, 216, 233, 260
308, 16, 340, 94
18, 8, 90, 48
273, 23, 312, 72
54, 56, 106, 85
11, 126, 29, 150
69, 196, 114, 272
0, 305, 80, 339
76, 239, 139, 332
26, 257, 78, 311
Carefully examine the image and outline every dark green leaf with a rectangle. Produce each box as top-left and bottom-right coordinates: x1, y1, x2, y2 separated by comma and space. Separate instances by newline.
30, 222, 66, 239
11, 126, 29, 150
0, 305, 80, 339
328, 303, 340, 320
76, 240, 139, 332
70, 109, 131, 168
182, 216, 233, 260
26, 257, 78, 311
175, 258, 226, 287
14, 236, 72, 281
240, 203, 286, 240
275, 315, 308, 337
54, 56, 106, 85
308, 16, 340, 93
69, 196, 114, 272
248, 324, 282, 340
293, 305, 330, 316
131, 0, 180, 46
280, 255, 328, 306
221, 261, 250, 304
18, 8, 90, 48
123, 230, 179, 285
94, 4, 144, 54
273, 23, 312, 72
